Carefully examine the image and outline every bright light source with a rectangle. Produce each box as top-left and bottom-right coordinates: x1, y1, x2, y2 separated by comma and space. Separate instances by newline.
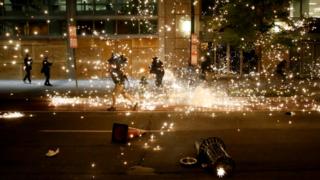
274, 26, 281, 33
272, 21, 291, 33
180, 20, 191, 35
139, 68, 145, 73
217, 167, 226, 178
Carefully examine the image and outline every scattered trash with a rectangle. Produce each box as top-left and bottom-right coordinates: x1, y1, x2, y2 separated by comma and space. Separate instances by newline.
128, 127, 146, 139
127, 166, 156, 175
45, 148, 59, 157
112, 123, 146, 143
179, 156, 198, 167
195, 137, 235, 178
285, 112, 296, 116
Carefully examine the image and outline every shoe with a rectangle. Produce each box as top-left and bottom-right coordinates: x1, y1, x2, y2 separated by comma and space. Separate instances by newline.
107, 106, 116, 111
132, 103, 138, 111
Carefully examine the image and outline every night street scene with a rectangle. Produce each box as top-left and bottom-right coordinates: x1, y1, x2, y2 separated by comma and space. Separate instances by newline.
1, 0, 320, 179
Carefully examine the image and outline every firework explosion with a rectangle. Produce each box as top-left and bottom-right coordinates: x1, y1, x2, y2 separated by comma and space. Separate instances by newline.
47, 68, 319, 112
0, 0, 319, 112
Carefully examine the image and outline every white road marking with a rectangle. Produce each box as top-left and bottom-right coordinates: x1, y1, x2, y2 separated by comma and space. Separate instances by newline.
40, 129, 165, 133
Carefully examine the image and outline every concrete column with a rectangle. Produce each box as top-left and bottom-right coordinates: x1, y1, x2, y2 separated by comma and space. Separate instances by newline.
158, 0, 165, 63
191, 0, 200, 65
66, 0, 78, 87
226, 43, 230, 74
214, 44, 217, 67
240, 49, 243, 76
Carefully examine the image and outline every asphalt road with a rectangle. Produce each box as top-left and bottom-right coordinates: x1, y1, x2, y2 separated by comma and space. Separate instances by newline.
0, 111, 320, 179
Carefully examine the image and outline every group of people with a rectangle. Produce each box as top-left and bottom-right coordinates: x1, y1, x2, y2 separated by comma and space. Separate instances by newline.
107, 53, 165, 111
23, 52, 165, 111
23, 53, 53, 86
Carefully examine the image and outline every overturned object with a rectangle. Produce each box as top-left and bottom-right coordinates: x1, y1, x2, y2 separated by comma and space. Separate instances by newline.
195, 137, 235, 178
112, 123, 146, 143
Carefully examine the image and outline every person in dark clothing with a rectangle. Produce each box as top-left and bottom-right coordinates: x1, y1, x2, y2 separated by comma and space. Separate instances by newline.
276, 59, 287, 79
41, 56, 53, 86
200, 55, 212, 80
107, 54, 138, 111
23, 53, 32, 83
149, 57, 165, 87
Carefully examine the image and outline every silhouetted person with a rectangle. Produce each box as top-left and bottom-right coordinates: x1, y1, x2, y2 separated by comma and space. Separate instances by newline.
276, 59, 287, 79
23, 53, 32, 83
200, 56, 212, 80
41, 56, 52, 86
107, 54, 138, 111
139, 76, 148, 89
138, 76, 148, 99
150, 57, 164, 87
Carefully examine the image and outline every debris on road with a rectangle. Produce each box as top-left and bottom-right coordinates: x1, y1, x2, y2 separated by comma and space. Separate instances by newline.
127, 166, 156, 175
128, 127, 146, 139
45, 148, 60, 157
195, 137, 235, 178
112, 123, 146, 143
285, 112, 296, 116
179, 156, 198, 167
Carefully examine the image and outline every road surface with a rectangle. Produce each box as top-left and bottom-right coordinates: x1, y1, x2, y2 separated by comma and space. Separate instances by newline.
0, 111, 320, 179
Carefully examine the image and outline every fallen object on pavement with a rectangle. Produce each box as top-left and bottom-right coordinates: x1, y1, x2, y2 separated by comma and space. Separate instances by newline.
195, 137, 235, 178
285, 111, 296, 116
179, 156, 198, 167
112, 123, 146, 143
46, 148, 59, 157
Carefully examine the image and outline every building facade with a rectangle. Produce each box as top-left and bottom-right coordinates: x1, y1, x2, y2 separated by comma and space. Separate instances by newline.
290, 0, 320, 77
199, 0, 320, 77
0, 0, 199, 80
1, 0, 319, 80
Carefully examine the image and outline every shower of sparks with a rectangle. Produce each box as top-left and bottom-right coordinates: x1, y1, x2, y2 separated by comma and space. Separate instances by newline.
48, 69, 319, 112
0, 1, 319, 113
1, 1, 320, 175
48, 70, 252, 111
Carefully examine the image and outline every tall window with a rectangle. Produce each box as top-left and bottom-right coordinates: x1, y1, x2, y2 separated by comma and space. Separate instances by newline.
76, 0, 157, 16
291, 0, 320, 18
75, 0, 158, 35
75, 19, 157, 35
309, 0, 320, 17
0, 0, 66, 16
76, 0, 94, 14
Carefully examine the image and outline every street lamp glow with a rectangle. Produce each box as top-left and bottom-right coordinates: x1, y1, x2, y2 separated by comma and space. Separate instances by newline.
180, 20, 191, 35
